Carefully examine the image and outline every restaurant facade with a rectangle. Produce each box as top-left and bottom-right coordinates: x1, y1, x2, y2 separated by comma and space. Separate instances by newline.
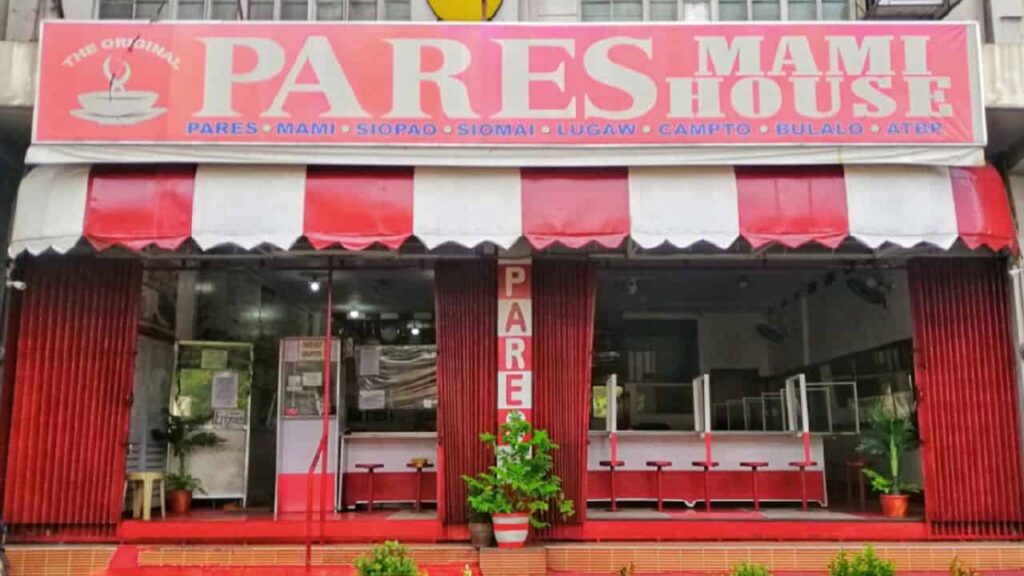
1, 18, 1023, 546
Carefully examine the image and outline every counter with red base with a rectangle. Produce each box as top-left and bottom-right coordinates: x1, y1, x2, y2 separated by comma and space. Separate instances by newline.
339, 432, 438, 509
587, 431, 826, 506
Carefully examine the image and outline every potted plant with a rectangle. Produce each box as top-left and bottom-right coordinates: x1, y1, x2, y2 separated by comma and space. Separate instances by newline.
466, 496, 493, 548
463, 411, 574, 548
152, 411, 223, 514
857, 401, 920, 518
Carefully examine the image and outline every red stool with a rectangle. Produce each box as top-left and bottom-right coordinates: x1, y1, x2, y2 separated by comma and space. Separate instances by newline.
645, 460, 672, 512
691, 460, 719, 512
788, 461, 818, 510
356, 463, 384, 511
406, 459, 434, 512
739, 461, 769, 510
846, 458, 867, 511
599, 460, 625, 512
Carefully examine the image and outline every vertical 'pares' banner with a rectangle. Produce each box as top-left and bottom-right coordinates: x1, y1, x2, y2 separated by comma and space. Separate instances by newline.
497, 260, 532, 438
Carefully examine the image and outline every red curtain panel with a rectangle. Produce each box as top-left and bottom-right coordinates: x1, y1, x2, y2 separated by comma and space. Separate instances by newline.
909, 258, 1024, 538
2, 258, 142, 537
533, 259, 596, 535
435, 259, 497, 525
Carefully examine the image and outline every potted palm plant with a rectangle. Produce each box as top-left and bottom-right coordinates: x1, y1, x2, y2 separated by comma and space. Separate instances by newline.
152, 411, 223, 514
857, 400, 920, 518
463, 411, 574, 548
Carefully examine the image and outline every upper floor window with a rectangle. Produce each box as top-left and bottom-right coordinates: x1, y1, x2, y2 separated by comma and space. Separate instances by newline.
581, 0, 848, 21
96, 0, 411, 20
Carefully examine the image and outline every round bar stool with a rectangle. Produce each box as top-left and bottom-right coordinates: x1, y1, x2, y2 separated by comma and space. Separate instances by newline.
739, 461, 769, 510
691, 460, 719, 512
355, 463, 384, 512
599, 460, 625, 512
788, 461, 818, 510
645, 460, 672, 512
406, 459, 434, 512
846, 458, 867, 511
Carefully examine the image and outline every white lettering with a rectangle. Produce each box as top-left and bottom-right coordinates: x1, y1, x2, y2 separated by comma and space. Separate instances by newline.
584, 37, 657, 120
197, 37, 285, 118
264, 36, 368, 119
494, 39, 577, 119
386, 38, 478, 119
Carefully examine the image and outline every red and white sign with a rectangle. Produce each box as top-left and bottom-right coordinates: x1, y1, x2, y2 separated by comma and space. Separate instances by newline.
498, 260, 531, 433
34, 21, 983, 150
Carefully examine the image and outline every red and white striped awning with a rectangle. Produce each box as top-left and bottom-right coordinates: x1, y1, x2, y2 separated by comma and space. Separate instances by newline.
10, 164, 1016, 256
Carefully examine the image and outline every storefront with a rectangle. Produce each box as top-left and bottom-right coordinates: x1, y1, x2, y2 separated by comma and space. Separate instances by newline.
1, 19, 1022, 544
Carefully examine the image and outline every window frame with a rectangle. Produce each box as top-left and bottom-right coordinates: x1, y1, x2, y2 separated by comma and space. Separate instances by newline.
578, 0, 856, 21
93, 0, 408, 21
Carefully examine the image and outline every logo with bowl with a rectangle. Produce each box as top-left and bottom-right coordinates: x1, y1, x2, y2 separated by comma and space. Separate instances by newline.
71, 56, 166, 125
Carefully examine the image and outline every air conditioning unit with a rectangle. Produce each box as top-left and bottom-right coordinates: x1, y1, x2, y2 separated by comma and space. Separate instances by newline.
862, 0, 960, 20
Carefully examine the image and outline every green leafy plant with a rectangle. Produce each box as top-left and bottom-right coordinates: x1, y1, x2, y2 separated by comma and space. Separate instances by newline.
857, 401, 920, 495
730, 561, 771, 576
165, 472, 205, 493
354, 541, 419, 576
618, 563, 636, 576
463, 411, 575, 529
151, 410, 223, 494
949, 556, 980, 576
828, 546, 895, 576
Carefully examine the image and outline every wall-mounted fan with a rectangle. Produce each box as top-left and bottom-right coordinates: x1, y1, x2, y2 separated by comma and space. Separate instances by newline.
755, 322, 785, 343
846, 275, 892, 307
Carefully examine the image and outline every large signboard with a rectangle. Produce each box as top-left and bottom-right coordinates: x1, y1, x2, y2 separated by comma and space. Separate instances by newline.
33, 21, 984, 159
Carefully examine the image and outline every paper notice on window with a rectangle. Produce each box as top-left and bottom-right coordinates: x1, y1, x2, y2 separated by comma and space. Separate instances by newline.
286, 375, 302, 392
213, 408, 246, 429
201, 349, 228, 370
359, 389, 386, 411
211, 371, 239, 409
358, 347, 381, 376
302, 372, 323, 388
283, 340, 299, 362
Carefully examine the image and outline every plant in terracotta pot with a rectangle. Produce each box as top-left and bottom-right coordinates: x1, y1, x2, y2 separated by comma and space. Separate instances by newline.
462, 411, 574, 548
152, 411, 223, 514
857, 401, 920, 518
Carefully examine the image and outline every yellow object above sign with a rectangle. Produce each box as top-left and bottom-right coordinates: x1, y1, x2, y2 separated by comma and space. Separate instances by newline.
427, 0, 503, 20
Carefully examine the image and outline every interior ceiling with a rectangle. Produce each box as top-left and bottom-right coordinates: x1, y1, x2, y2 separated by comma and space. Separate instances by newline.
258, 267, 436, 315
597, 268, 894, 314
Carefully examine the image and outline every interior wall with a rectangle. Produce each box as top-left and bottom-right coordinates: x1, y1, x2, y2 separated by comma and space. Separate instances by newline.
772, 270, 913, 374
698, 312, 773, 376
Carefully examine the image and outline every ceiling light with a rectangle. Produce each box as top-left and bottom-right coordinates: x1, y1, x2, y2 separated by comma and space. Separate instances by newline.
410, 327, 421, 336
348, 309, 360, 319
309, 280, 321, 293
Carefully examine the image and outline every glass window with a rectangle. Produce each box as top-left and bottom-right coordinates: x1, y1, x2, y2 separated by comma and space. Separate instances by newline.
582, 0, 612, 20
718, 0, 748, 20
582, 0, 644, 21
649, 0, 677, 20
821, 0, 847, 20
384, 0, 410, 19
211, 0, 240, 19
682, 0, 710, 21
789, 0, 817, 19
316, 0, 340, 19
751, 0, 780, 20
249, 0, 275, 18
98, 0, 134, 18
348, 0, 377, 19
176, 0, 206, 18
280, 0, 308, 19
